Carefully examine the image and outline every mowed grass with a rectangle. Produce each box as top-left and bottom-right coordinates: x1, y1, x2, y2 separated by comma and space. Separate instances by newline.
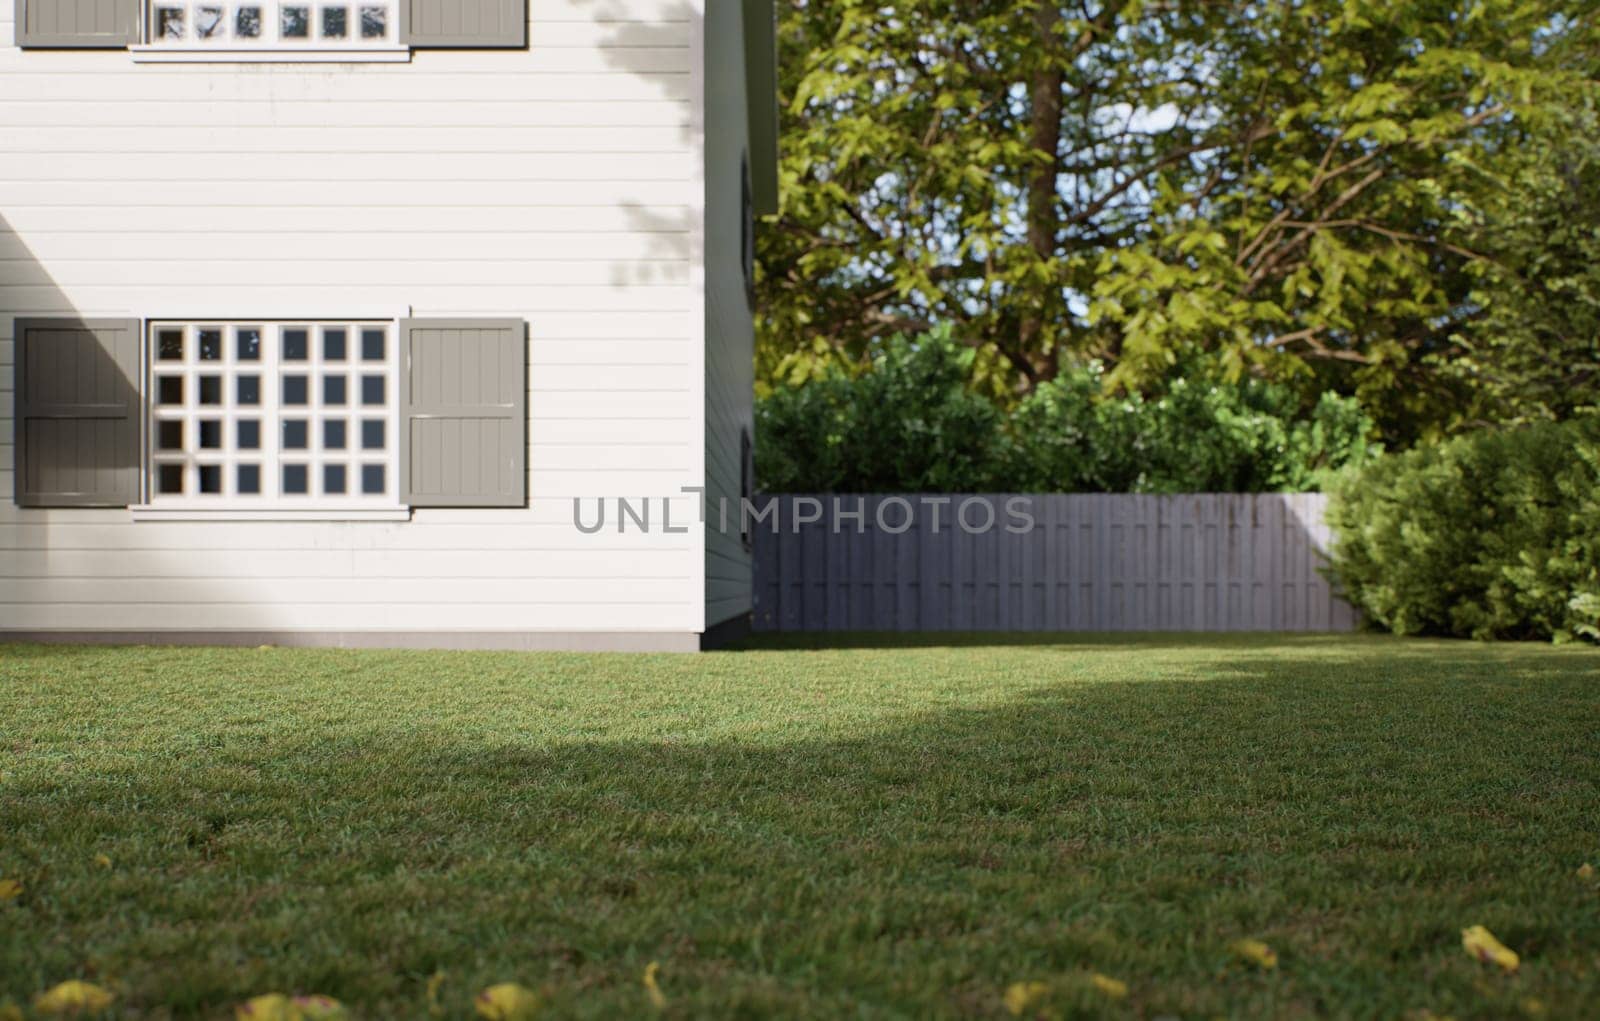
1, 635, 1598, 1019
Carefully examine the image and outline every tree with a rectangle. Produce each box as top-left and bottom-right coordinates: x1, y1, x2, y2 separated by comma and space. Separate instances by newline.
759, 1, 1598, 439
1436, 106, 1600, 430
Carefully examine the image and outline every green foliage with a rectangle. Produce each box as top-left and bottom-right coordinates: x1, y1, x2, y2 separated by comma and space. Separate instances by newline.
759, 0, 1600, 441
755, 326, 1009, 492
1008, 368, 1379, 493
756, 329, 1378, 493
1325, 419, 1600, 642
1437, 108, 1600, 429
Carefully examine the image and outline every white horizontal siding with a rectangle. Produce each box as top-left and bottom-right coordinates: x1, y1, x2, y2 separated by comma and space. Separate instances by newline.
0, 233, 691, 262
0, 0, 708, 637
4, 126, 690, 153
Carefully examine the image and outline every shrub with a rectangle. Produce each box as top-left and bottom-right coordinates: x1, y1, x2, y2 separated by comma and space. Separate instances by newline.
1006, 364, 1377, 493
756, 328, 1378, 494
1325, 420, 1600, 642
755, 326, 1009, 492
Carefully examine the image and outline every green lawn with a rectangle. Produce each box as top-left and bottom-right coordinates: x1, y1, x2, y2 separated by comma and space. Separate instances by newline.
2, 635, 1598, 1019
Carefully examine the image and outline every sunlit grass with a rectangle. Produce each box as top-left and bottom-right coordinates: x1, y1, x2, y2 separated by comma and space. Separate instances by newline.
1, 635, 1597, 1018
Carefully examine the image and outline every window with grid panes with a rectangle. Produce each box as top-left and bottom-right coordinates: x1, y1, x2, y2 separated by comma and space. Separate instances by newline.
147, 322, 399, 508
141, 0, 397, 48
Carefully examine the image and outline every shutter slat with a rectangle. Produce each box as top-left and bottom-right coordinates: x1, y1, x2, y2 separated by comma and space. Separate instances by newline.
17, 0, 137, 47
400, 318, 527, 508
15, 318, 142, 508
402, 0, 525, 48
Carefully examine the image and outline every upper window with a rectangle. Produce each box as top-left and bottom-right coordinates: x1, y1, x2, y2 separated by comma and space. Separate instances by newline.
142, 0, 397, 48
146, 321, 400, 508
17, 0, 527, 53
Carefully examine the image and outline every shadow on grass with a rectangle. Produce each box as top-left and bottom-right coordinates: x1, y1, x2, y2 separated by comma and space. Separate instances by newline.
1, 643, 1598, 1018
724, 630, 1600, 664
728, 630, 1384, 652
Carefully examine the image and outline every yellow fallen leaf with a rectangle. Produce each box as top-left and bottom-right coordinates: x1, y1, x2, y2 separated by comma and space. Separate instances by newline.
1462, 925, 1519, 973
235, 994, 300, 1021
0, 878, 21, 900
1231, 938, 1278, 969
93, 854, 112, 870
642, 961, 666, 1010
426, 970, 447, 1018
292, 995, 349, 1020
1089, 973, 1128, 1000
34, 981, 115, 1015
1578, 863, 1595, 881
0, 1002, 24, 1021
474, 983, 539, 1021
1002, 981, 1049, 1016
1521, 996, 1547, 1017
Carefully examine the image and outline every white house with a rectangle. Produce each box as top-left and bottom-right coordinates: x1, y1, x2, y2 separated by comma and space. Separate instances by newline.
0, 0, 776, 651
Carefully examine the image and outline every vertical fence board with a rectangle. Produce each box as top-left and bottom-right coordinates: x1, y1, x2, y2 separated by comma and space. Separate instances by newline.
751, 494, 1358, 632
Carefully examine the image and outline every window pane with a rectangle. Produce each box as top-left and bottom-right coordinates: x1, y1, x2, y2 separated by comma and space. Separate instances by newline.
158, 420, 184, 451
236, 6, 262, 37
147, 318, 398, 509
322, 5, 348, 39
237, 464, 261, 495
237, 419, 261, 450
158, 329, 184, 361
196, 6, 225, 39
155, 6, 185, 39
237, 327, 262, 361
323, 328, 347, 361
324, 419, 347, 450
281, 6, 310, 38
237, 374, 261, 406
323, 375, 348, 406
198, 465, 223, 494
157, 463, 185, 494
360, 5, 386, 38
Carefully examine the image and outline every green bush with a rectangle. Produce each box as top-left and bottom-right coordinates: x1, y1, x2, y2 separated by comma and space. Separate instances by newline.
755, 328, 1378, 493
1325, 420, 1600, 642
755, 327, 1009, 492
1006, 364, 1377, 493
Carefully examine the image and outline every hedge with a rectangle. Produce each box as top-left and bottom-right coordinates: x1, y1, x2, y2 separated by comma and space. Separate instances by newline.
1325, 419, 1600, 642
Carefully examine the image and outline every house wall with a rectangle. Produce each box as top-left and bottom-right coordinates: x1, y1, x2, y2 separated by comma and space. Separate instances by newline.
701, 0, 754, 631
0, 0, 712, 646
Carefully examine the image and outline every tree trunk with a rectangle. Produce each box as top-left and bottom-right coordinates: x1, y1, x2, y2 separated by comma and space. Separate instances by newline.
1015, 3, 1064, 386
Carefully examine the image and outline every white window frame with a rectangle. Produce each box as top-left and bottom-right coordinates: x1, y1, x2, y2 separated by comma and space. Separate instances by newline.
129, 0, 408, 62
133, 320, 407, 521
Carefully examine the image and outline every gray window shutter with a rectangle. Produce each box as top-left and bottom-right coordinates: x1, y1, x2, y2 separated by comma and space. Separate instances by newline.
400, 319, 527, 508
401, 0, 525, 47
14, 318, 142, 508
16, 0, 138, 48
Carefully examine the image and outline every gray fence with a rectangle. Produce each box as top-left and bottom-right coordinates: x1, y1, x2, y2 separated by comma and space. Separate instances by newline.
752, 493, 1358, 633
